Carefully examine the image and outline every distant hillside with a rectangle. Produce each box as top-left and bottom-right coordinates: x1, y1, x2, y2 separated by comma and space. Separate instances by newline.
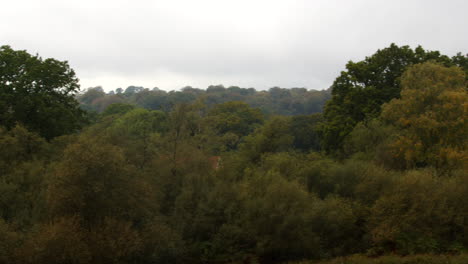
77, 85, 331, 115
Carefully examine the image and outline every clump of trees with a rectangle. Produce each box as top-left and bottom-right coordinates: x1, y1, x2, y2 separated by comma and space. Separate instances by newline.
0, 44, 467, 264
319, 44, 467, 155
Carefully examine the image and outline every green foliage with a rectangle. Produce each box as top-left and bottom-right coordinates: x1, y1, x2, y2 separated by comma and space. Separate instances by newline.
310, 196, 367, 258
100, 102, 136, 117
105, 108, 167, 167
0, 125, 48, 225
78, 87, 105, 107
208, 101, 264, 138
0, 45, 87, 139
344, 119, 398, 165
240, 116, 294, 162
320, 44, 463, 155
46, 136, 156, 226
0, 45, 467, 264
290, 114, 322, 152
203, 101, 264, 151
78, 84, 331, 116
381, 62, 467, 171
235, 172, 321, 262
452, 52, 468, 78
369, 169, 468, 254
0, 125, 47, 172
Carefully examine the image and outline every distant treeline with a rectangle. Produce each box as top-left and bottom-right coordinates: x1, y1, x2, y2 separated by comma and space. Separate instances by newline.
77, 85, 331, 116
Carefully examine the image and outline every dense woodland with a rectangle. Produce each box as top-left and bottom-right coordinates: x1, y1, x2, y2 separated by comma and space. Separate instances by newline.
0, 44, 467, 264
78, 84, 331, 116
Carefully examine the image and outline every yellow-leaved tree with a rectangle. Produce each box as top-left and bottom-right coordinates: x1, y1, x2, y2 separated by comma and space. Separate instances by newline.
381, 62, 467, 172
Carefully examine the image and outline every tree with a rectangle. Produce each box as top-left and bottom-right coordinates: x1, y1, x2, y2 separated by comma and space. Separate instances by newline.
203, 101, 264, 151
124, 85, 144, 96
100, 103, 136, 117
0, 45, 87, 139
0, 125, 48, 226
106, 108, 167, 167
369, 170, 468, 254
451, 52, 468, 79
381, 62, 467, 171
290, 114, 322, 152
320, 44, 457, 154
78, 87, 105, 106
240, 116, 294, 163
46, 137, 156, 227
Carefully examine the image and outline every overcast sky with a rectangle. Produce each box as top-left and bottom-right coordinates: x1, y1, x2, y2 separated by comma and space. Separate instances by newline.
1, 0, 467, 91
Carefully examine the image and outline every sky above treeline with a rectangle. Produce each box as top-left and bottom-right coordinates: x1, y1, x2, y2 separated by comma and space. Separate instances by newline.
1, 0, 467, 91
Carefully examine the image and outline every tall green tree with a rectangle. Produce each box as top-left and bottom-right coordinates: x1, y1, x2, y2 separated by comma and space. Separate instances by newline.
0, 45, 86, 139
320, 44, 458, 154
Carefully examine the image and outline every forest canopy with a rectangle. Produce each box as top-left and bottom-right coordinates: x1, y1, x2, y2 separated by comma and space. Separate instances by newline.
0, 44, 467, 264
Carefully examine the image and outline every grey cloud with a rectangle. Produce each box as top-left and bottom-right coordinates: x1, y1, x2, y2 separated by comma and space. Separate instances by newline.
1, 0, 467, 91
